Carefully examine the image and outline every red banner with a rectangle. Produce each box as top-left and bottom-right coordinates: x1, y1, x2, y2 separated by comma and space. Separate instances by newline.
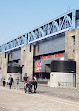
41, 53, 65, 60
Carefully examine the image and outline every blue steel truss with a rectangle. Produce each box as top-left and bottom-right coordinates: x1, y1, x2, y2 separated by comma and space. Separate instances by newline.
0, 34, 27, 53
28, 9, 76, 44
0, 9, 76, 54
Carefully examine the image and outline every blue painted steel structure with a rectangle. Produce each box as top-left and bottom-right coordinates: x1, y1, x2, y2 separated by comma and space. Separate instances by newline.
0, 9, 77, 54
0, 34, 27, 53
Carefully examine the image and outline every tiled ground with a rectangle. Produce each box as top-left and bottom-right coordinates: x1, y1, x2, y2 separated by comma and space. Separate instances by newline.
0, 86, 79, 111
0, 81, 79, 102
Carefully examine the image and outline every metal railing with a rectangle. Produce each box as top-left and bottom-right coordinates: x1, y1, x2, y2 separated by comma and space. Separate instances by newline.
58, 82, 79, 88
58, 81, 76, 87
76, 83, 79, 88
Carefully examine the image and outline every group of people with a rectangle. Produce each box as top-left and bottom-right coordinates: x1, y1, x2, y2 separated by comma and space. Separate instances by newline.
23, 73, 37, 93
2, 73, 37, 93
3, 75, 14, 89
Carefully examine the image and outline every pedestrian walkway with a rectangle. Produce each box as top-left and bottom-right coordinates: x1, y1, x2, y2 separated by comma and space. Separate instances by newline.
0, 85, 79, 111
0, 81, 79, 103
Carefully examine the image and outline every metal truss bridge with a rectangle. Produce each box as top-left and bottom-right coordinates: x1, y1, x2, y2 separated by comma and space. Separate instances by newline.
0, 9, 78, 54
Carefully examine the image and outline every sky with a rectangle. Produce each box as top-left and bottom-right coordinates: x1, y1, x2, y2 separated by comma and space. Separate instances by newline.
0, 0, 79, 45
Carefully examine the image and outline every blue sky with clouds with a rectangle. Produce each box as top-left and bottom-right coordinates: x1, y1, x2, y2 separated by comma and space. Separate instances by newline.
0, 0, 79, 45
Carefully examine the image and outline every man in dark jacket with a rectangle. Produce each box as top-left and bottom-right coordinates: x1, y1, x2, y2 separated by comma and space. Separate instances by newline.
33, 75, 37, 93
23, 73, 28, 83
23, 73, 28, 93
8, 75, 14, 89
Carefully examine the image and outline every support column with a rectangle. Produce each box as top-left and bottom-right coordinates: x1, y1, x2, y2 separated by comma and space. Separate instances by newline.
65, 29, 79, 87
65, 30, 75, 60
75, 31, 79, 86
0, 53, 8, 80
21, 45, 33, 80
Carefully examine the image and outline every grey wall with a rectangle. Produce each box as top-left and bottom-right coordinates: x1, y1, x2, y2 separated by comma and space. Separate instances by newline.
41, 57, 64, 72
35, 34, 65, 73
9, 50, 21, 61
35, 34, 65, 56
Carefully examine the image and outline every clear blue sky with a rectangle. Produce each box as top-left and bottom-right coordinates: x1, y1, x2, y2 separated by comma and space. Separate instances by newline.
0, 0, 79, 45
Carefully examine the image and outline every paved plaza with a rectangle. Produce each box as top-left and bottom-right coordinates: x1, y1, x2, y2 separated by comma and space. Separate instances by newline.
0, 82, 79, 111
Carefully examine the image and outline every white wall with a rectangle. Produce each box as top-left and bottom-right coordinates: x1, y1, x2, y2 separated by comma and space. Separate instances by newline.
50, 72, 75, 87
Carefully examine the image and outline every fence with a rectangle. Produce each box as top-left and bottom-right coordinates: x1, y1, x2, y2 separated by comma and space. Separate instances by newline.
76, 83, 79, 88
58, 81, 76, 88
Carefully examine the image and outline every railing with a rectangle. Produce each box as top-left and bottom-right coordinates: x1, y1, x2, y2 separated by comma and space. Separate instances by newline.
58, 81, 76, 87
76, 83, 79, 88
58, 82, 79, 88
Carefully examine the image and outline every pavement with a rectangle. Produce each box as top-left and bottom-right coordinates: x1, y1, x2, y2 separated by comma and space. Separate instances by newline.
0, 82, 79, 111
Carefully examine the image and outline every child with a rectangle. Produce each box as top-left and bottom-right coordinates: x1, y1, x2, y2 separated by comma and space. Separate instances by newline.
3, 79, 6, 87
16, 77, 19, 89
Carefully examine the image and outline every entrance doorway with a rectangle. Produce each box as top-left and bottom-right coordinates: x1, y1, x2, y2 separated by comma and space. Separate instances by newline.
45, 64, 51, 73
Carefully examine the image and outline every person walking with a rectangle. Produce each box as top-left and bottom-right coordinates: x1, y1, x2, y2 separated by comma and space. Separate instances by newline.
3, 79, 6, 87
16, 77, 19, 89
8, 75, 14, 89
33, 75, 37, 93
23, 73, 28, 92
23, 73, 28, 83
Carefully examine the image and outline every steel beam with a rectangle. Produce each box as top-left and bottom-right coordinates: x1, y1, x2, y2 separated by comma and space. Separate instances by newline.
0, 33, 27, 53
28, 10, 75, 44
0, 9, 77, 53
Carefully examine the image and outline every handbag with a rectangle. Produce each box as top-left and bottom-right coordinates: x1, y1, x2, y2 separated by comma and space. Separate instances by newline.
8, 79, 10, 85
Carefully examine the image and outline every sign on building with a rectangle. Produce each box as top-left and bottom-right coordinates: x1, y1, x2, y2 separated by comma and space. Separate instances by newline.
35, 61, 42, 72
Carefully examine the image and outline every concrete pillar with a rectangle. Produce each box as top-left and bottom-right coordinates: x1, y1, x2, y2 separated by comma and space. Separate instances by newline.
0, 55, 2, 79
65, 30, 75, 60
0, 53, 8, 80
21, 45, 33, 80
75, 31, 79, 85
65, 29, 79, 87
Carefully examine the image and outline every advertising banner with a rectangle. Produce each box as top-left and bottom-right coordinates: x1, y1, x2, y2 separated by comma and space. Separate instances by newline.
35, 60, 42, 72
